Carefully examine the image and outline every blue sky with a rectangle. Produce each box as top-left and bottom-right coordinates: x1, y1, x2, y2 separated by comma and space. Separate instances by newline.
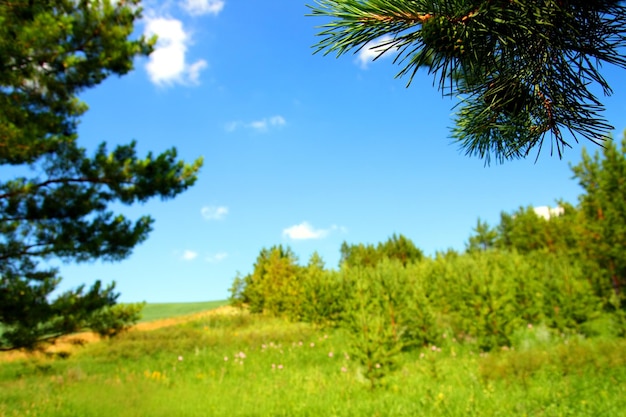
51, 0, 626, 303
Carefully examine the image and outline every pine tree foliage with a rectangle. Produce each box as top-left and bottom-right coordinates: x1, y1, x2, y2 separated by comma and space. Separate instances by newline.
572, 134, 626, 305
309, 0, 626, 163
340, 233, 423, 267
235, 246, 303, 317
466, 218, 497, 252
0, 0, 203, 350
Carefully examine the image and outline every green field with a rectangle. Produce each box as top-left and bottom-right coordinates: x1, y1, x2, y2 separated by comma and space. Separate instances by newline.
137, 300, 228, 323
1, 310, 625, 417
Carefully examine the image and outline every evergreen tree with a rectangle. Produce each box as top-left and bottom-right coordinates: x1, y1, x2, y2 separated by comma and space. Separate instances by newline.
243, 246, 302, 317
468, 204, 581, 255
309, 0, 626, 163
571, 132, 626, 306
301, 252, 346, 326
0, 0, 203, 350
378, 233, 423, 266
340, 234, 422, 267
497, 207, 553, 253
339, 241, 380, 267
466, 218, 497, 252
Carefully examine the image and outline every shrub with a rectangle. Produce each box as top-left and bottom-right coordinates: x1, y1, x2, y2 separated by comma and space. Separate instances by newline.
88, 302, 145, 338
340, 260, 437, 388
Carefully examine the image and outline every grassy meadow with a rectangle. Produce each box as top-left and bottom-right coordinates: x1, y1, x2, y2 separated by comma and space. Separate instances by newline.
138, 300, 229, 323
1, 306, 625, 417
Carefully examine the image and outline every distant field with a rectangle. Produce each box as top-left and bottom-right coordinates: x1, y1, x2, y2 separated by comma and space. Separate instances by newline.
138, 300, 228, 323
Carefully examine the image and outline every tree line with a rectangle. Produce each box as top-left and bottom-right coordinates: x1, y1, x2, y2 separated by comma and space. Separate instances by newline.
230, 136, 626, 382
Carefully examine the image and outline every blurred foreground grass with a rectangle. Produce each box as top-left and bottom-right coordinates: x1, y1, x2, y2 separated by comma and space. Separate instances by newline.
0, 311, 624, 417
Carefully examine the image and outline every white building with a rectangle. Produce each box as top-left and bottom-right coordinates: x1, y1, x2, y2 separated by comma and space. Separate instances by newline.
533, 205, 565, 220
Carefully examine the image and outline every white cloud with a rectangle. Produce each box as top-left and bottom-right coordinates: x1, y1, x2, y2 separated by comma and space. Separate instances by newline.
181, 0, 225, 16
224, 121, 242, 132
331, 224, 349, 234
181, 250, 198, 261
249, 116, 286, 132
201, 205, 228, 220
188, 59, 208, 84
283, 222, 334, 240
269, 115, 286, 127
356, 35, 395, 69
206, 251, 228, 263
249, 119, 267, 131
225, 115, 286, 133
143, 16, 208, 86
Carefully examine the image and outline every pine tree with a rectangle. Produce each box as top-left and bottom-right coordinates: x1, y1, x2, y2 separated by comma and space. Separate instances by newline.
0, 0, 203, 350
466, 218, 497, 252
309, 0, 626, 163
571, 132, 626, 306
378, 233, 423, 266
242, 246, 302, 317
340, 234, 423, 267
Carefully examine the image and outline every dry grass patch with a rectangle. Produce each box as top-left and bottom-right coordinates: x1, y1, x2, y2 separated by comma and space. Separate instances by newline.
0, 305, 239, 363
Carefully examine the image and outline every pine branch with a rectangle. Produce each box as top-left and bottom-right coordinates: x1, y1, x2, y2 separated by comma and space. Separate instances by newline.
310, 0, 626, 163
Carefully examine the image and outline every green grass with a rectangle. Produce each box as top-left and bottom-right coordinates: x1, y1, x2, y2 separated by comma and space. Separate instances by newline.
137, 300, 228, 323
1, 312, 625, 416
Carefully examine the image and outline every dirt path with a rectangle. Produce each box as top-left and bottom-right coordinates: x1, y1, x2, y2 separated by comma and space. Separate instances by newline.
0, 305, 240, 363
